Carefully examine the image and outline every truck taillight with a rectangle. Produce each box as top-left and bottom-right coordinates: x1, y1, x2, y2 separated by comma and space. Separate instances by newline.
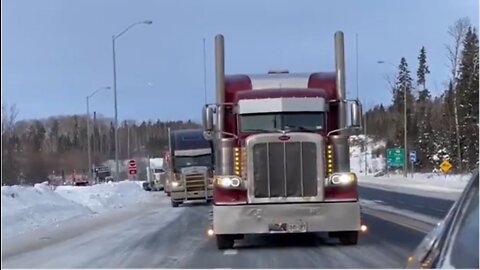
324, 173, 358, 201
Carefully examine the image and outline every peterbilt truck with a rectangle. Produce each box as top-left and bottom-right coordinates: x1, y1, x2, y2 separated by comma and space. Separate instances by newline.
202, 31, 363, 250
164, 129, 214, 207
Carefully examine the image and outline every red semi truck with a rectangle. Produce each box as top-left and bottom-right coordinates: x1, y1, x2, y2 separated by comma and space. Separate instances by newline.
202, 31, 363, 250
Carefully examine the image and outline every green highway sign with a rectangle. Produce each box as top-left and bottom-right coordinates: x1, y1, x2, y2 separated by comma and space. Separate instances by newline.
387, 148, 405, 167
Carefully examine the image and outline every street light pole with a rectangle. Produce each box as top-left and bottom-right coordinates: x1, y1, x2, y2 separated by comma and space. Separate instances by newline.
403, 83, 408, 178
112, 20, 152, 181
377, 60, 408, 178
86, 86, 111, 180
87, 96, 91, 179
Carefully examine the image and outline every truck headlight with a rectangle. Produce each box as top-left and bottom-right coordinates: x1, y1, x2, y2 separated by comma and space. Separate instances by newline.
330, 173, 356, 185
215, 176, 242, 188
172, 181, 180, 187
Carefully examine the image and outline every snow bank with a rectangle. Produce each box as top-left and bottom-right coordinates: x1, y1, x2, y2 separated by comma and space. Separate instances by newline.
1, 181, 151, 240
350, 135, 386, 174
349, 135, 471, 199
55, 181, 150, 214
1, 183, 92, 239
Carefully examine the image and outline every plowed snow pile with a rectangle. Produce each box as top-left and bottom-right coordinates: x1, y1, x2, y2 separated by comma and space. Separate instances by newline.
1, 181, 149, 239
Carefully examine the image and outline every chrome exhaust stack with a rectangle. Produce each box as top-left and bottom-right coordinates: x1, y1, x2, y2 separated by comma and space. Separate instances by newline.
333, 31, 350, 172
334, 31, 346, 131
215, 34, 225, 139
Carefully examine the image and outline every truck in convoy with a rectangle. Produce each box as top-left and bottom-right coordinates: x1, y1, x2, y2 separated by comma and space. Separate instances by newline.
164, 129, 214, 207
144, 158, 165, 191
202, 31, 363, 249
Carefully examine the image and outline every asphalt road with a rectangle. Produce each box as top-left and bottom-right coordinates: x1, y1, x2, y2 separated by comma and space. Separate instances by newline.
2, 190, 430, 269
358, 186, 455, 219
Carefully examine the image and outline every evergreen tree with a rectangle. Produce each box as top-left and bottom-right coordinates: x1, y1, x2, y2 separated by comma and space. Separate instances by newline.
392, 57, 416, 147
456, 27, 479, 170
415, 46, 434, 170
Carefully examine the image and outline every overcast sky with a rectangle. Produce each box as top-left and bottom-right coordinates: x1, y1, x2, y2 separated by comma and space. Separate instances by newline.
2, 0, 479, 122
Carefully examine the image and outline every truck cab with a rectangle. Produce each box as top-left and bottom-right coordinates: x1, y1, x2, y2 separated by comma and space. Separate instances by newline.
165, 129, 214, 207
202, 31, 363, 249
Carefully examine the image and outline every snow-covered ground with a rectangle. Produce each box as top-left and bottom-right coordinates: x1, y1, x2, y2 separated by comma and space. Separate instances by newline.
350, 135, 387, 174
350, 135, 471, 199
1, 180, 156, 240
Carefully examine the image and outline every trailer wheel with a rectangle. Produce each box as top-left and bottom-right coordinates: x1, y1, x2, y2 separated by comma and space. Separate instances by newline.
171, 200, 181, 208
338, 231, 358, 245
216, 235, 234, 250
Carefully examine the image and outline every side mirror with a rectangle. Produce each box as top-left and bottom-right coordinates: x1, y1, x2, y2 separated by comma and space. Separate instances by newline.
202, 106, 214, 132
350, 100, 362, 128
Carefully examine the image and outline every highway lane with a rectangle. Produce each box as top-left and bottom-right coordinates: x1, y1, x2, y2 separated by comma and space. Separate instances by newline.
358, 186, 455, 219
3, 197, 426, 269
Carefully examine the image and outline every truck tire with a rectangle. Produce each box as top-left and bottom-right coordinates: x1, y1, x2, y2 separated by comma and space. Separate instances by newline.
171, 200, 180, 208
338, 231, 358, 245
167, 191, 171, 197
216, 235, 234, 250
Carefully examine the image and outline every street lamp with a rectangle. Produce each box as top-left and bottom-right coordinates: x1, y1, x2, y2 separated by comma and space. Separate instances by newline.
86, 86, 111, 180
377, 60, 408, 178
112, 20, 152, 181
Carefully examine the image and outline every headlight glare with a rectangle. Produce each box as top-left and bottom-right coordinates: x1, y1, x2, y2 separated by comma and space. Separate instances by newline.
330, 173, 355, 185
216, 176, 242, 188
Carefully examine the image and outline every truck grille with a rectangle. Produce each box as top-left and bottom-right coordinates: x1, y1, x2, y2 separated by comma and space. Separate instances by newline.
252, 141, 318, 198
185, 173, 206, 192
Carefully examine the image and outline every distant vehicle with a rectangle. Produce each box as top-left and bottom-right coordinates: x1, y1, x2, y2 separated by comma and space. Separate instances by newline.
94, 166, 112, 182
405, 170, 479, 269
145, 160, 165, 191
164, 128, 214, 207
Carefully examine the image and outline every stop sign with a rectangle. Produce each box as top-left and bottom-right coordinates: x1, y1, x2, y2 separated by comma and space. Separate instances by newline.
128, 159, 137, 175
128, 159, 137, 169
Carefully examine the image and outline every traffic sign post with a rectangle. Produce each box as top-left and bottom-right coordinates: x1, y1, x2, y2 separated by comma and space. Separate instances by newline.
409, 150, 416, 178
128, 159, 137, 178
439, 160, 452, 174
387, 148, 405, 170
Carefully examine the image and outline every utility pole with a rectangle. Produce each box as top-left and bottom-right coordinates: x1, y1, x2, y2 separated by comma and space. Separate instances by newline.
364, 102, 368, 176
403, 83, 408, 178
127, 123, 130, 158
86, 87, 111, 180
376, 60, 408, 178
111, 20, 152, 181
86, 97, 91, 179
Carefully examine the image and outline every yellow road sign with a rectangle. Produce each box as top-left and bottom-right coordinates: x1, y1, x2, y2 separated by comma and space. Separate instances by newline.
440, 160, 452, 173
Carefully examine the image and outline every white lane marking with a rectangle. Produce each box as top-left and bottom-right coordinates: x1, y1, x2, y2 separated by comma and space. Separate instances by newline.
223, 249, 238, 255
397, 200, 405, 204
373, 200, 384, 203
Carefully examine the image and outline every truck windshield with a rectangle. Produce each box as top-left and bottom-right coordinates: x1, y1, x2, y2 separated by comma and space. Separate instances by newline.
174, 154, 212, 171
240, 112, 325, 132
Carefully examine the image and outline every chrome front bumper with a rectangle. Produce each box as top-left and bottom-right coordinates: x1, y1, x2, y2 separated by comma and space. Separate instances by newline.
171, 189, 213, 201
213, 202, 361, 234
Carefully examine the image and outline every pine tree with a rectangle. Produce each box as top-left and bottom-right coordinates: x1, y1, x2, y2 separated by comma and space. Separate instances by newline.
456, 27, 479, 170
415, 47, 434, 170
392, 57, 416, 147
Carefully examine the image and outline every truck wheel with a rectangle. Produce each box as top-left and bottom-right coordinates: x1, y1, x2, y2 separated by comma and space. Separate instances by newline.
171, 200, 181, 208
167, 192, 171, 197
338, 231, 358, 245
216, 235, 234, 250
